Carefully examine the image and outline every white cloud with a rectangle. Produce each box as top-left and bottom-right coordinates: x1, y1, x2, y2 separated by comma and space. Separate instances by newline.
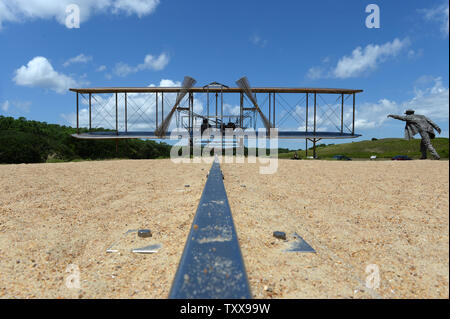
63, 54, 92, 67
307, 38, 411, 80
306, 67, 326, 80
422, 3, 449, 36
156, 78, 203, 113
333, 38, 410, 79
408, 77, 449, 120
0, 0, 160, 29
114, 53, 170, 77
353, 99, 399, 129
223, 103, 240, 116
1, 100, 10, 112
407, 49, 423, 59
96, 65, 107, 72
114, 63, 135, 77
354, 77, 449, 130
13, 56, 78, 94
0, 100, 32, 113
140, 53, 169, 71
13, 100, 32, 112
250, 35, 268, 47
112, 0, 160, 17
158, 79, 180, 87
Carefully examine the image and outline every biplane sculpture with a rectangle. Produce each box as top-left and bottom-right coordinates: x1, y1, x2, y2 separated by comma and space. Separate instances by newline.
68, 77, 364, 297
70, 76, 363, 156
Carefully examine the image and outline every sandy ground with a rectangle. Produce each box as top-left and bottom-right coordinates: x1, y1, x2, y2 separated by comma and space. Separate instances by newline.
0, 158, 448, 299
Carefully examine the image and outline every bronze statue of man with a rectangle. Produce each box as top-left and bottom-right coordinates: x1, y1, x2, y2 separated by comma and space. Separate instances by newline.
388, 109, 441, 160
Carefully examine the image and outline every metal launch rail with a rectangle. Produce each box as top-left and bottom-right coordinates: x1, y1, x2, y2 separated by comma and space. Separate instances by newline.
169, 158, 252, 299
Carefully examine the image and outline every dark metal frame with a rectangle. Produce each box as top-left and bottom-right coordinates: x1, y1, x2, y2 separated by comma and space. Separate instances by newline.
71, 85, 363, 156
169, 159, 252, 299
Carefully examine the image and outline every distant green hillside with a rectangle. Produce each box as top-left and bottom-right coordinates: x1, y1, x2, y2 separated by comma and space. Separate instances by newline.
0, 116, 172, 164
279, 138, 449, 159
2, 116, 448, 163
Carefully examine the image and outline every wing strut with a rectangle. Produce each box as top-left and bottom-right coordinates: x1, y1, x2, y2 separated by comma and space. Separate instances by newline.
236, 76, 272, 130
155, 76, 197, 137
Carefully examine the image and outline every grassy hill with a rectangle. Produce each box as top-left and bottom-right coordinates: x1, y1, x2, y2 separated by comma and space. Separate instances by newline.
2, 116, 448, 163
278, 138, 449, 160
0, 116, 172, 164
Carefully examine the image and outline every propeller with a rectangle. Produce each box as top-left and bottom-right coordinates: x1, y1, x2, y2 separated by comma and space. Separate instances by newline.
155, 76, 197, 137
236, 76, 272, 130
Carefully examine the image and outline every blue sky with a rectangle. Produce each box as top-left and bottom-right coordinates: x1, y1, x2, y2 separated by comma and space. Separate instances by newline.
0, 0, 448, 149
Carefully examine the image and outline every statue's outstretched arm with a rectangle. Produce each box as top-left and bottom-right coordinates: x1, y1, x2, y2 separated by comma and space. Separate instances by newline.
387, 114, 407, 121
426, 117, 442, 134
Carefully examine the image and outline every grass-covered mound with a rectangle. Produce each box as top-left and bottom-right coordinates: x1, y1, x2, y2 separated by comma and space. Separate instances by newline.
0, 116, 172, 164
279, 138, 449, 159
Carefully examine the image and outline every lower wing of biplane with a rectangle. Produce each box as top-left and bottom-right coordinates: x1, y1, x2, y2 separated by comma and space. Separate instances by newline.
71, 131, 361, 140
